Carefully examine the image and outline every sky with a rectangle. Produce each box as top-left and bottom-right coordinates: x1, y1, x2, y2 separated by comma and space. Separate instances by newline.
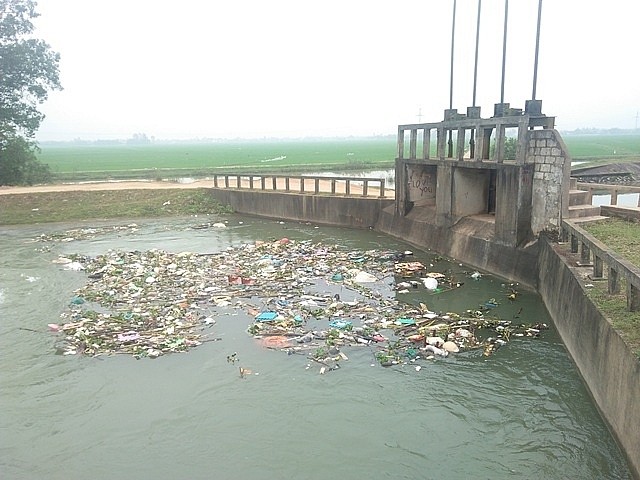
32, 0, 640, 141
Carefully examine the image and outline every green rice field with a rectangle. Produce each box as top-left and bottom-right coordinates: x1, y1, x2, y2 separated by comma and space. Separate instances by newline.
36, 137, 397, 180
35, 134, 639, 181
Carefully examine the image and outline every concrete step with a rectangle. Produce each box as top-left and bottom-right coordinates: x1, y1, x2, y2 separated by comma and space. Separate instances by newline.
568, 215, 609, 224
569, 189, 591, 206
567, 204, 602, 218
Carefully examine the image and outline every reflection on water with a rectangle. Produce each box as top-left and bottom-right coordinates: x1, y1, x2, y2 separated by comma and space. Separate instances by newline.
0, 216, 632, 479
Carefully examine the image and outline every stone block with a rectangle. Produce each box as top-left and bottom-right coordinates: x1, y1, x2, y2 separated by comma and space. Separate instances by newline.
539, 130, 553, 139
551, 147, 561, 156
540, 147, 551, 156
537, 139, 546, 148
534, 171, 544, 180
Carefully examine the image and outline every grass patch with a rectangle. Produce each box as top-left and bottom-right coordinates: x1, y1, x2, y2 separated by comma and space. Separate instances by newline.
0, 189, 233, 225
582, 217, 640, 266
585, 280, 640, 359
580, 217, 640, 358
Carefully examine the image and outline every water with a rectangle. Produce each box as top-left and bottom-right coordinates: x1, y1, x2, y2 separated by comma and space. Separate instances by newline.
592, 193, 639, 208
0, 216, 632, 479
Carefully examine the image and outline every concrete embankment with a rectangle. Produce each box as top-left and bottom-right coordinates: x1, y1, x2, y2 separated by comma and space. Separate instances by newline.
374, 205, 540, 289
537, 238, 640, 479
208, 189, 394, 230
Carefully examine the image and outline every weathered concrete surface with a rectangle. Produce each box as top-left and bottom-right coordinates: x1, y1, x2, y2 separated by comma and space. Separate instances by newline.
207, 189, 394, 229
538, 238, 640, 479
375, 204, 539, 288
601, 205, 640, 222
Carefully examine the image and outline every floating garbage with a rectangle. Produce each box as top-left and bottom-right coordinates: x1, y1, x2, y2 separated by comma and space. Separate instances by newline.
44, 231, 548, 367
422, 277, 438, 291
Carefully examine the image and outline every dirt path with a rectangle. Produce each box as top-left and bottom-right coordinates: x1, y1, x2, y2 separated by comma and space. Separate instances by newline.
0, 180, 214, 195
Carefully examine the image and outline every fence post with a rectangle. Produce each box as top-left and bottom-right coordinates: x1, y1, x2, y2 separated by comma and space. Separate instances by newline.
580, 241, 591, 265
611, 189, 618, 205
315, 178, 320, 194
272, 177, 277, 190
608, 267, 619, 294
379, 179, 386, 198
593, 255, 603, 278
362, 180, 368, 197
627, 282, 639, 312
345, 180, 351, 196
570, 233, 578, 253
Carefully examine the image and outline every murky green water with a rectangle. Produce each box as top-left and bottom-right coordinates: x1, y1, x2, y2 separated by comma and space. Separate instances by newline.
0, 216, 632, 479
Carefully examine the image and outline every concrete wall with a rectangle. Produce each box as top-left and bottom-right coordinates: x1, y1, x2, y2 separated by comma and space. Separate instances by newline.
407, 164, 437, 206
376, 204, 540, 288
207, 189, 394, 230
452, 168, 489, 217
538, 238, 640, 479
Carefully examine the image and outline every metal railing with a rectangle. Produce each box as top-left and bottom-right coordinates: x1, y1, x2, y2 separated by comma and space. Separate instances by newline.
211, 174, 390, 198
561, 219, 640, 311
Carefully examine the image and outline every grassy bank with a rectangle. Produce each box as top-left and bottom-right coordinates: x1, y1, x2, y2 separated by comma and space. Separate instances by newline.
581, 218, 640, 266
582, 217, 640, 357
0, 189, 232, 225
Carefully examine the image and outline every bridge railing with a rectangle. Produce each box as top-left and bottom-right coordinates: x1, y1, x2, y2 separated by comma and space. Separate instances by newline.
561, 219, 640, 311
575, 182, 640, 207
211, 174, 390, 198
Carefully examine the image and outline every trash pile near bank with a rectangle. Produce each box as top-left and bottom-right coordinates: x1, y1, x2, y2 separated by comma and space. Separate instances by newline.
50, 235, 547, 368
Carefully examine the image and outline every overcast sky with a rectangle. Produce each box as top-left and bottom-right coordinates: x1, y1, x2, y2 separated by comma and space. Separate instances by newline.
33, 0, 640, 141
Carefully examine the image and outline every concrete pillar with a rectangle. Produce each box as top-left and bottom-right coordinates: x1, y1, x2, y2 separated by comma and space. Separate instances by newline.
410, 129, 417, 160
423, 129, 431, 160
609, 267, 619, 294
436, 165, 454, 227
437, 127, 447, 160
495, 125, 505, 162
628, 283, 640, 311
456, 128, 466, 160
594, 255, 603, 278
494, 164, 534, 246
